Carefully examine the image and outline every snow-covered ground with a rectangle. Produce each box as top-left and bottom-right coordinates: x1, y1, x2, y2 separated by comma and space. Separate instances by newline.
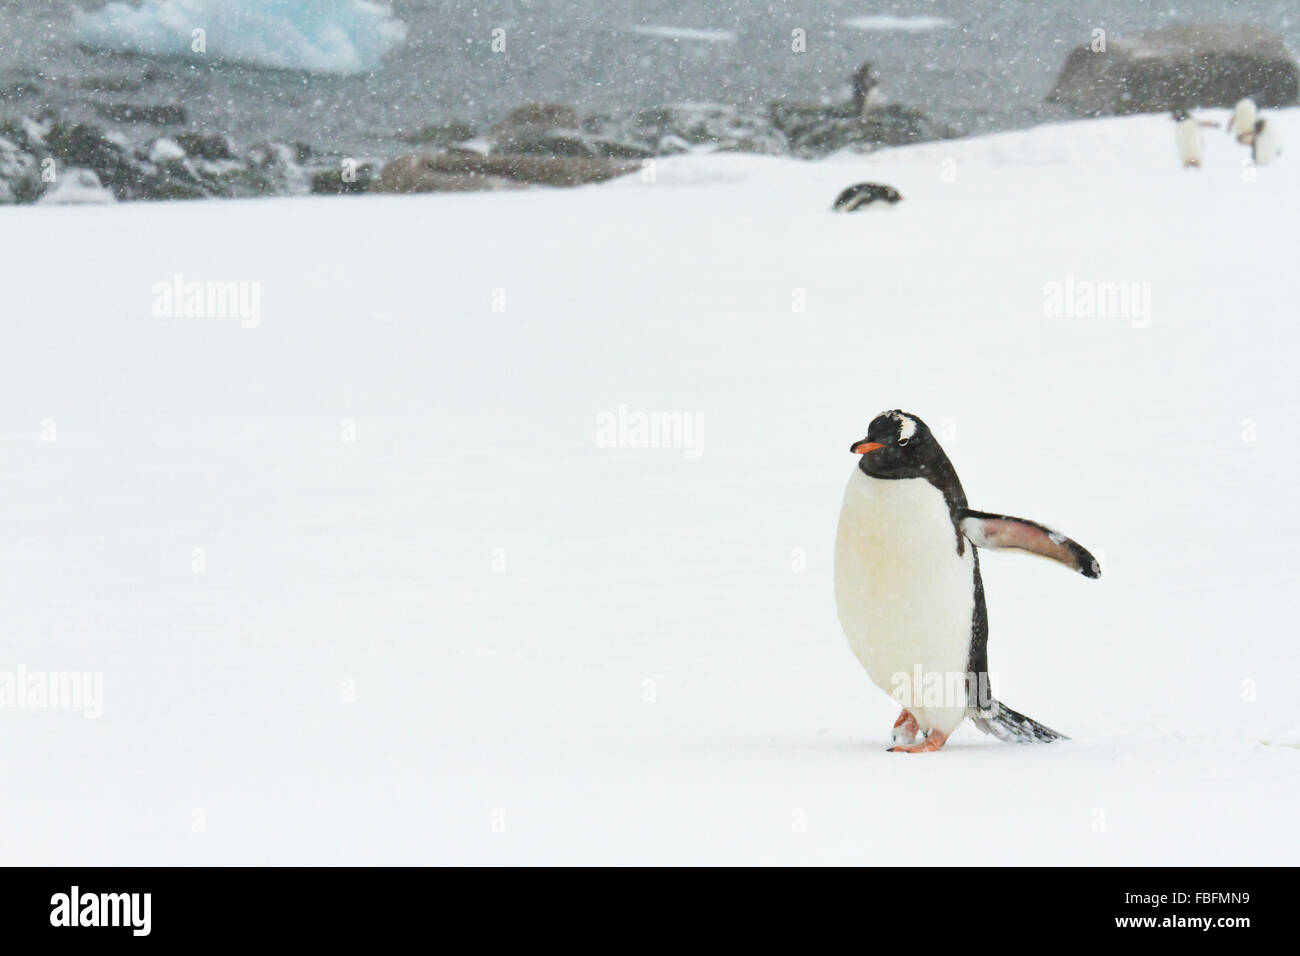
2, 110, 1297, 864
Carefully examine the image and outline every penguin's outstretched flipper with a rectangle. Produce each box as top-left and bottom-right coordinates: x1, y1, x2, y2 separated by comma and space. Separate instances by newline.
970, 701, 1068, 743
960, 510, 1101, 578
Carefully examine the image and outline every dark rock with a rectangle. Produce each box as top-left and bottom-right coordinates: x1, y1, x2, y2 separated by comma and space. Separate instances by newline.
1048, 24, 1300, 114
44, 122, 144, 198
372, 154, 518, 193
238, 142, 313, 197
623, 103, 788, 155
78, 75, 145, 93
590, 139, 654, 160
0, 129, 42, 204
134, 163, 210, 200
483, 102, 654, 161
311, 161, 377, 195
176, 132, 236, 161
398, 121, 476, 146
375, 152, 636, 192
96, 103, 188, 126
490, 102, 586, 157
494, 103, 580, 134
0, 117, 39, 152
491, 130, 653, 161
429, 152, 639, 186
493, 132, 598, 158
779, 104, 959, 156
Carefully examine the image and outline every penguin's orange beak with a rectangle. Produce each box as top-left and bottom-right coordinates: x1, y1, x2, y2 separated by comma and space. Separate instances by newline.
851, 441, 885, 454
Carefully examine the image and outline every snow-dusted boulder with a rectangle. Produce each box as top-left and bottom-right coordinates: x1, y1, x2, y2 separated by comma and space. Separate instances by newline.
37, 168, 116, 205
1049, 24, 1300, 115
618, 103, 788, 156
148, 137, 186, 164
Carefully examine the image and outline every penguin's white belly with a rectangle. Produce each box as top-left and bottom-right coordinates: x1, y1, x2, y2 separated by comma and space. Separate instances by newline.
833, 469, 974, 735
1230, 105, 1256, 143
1254, 126, 1281, 164
1176, 120, 1203, 166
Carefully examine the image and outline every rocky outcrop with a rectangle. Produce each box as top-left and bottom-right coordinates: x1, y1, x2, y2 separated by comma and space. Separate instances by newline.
371, 154, 517, 194
311, 161, 378, 195
1048, 24, 1300, 114
608, 104, 789, 156
1, 68, 966, 204
771, 102, 958, 156
95, 102, 187, 126
0, 117, 329, 203
398, 121, 477, 147
373, 151, 637, 193
493, 103, 581, 139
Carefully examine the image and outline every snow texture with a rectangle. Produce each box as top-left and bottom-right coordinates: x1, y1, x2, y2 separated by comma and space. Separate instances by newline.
1, 110, 1297, 864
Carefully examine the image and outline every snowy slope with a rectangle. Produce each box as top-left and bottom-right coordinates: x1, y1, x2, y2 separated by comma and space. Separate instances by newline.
1, 110, 1297, 864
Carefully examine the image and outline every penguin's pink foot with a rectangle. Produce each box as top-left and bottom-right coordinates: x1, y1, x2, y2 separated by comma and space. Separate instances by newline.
888, 729, 948, 754
890, 709, 920, 746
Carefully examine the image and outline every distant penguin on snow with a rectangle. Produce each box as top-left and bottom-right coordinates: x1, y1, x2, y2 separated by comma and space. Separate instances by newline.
832, 182, 902, 212
834, 410, 1101, 753
1252, 116, 1282, 165
852, 62, 886, 116
1228, 98, 1257, 144
1173, 108, 1204, 168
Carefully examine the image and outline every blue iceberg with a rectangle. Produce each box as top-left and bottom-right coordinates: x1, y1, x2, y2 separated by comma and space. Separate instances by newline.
74, 0, 408, 74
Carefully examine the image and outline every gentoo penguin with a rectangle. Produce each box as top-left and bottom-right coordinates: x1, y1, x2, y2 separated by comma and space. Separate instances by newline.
832, 182, 902, 212
1173, 108, 1204, 168
1252, 117, 1282, 166
833, 410, 1100, 753
852, 63, 886, 116
1227, 98, 1257, 144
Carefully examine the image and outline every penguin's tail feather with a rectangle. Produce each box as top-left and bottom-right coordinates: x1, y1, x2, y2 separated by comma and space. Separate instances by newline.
970, 701, 1068, 744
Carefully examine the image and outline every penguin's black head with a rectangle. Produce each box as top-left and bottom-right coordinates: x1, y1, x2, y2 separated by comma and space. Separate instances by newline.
849, 410, 944, 480
1172, 108, 1190, 122
852, 63, 878, 98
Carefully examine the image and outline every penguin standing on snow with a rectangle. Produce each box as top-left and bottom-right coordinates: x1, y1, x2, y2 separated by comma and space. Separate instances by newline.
1252, 116, 1282, 165
832, 183, 902, 212
1173, 108, 1204, 168
834, 411, 1100, 753
1228, 98, 1257, 144
852, 62, 886, 116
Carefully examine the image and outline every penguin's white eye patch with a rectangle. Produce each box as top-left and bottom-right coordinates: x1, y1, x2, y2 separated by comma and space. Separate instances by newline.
896, 416, 917, 441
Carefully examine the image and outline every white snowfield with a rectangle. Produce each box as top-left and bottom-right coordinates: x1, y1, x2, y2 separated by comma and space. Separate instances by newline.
2, 110, 1296, 865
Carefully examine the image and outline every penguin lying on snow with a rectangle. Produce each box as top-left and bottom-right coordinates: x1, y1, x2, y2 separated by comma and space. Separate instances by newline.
834, 410, 1100, 753
832, 182, 902, 212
